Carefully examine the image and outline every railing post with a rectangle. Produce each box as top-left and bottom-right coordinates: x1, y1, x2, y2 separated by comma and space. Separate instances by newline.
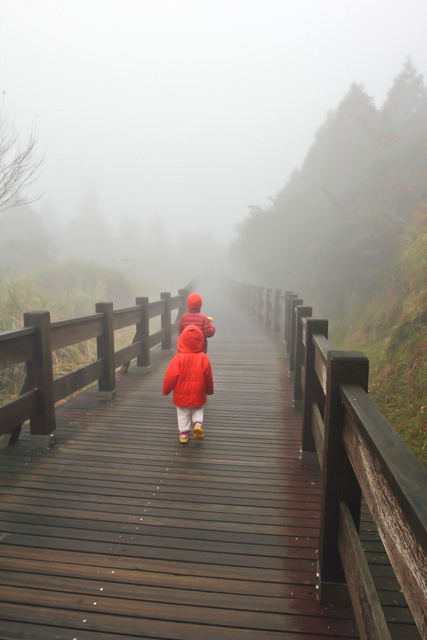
301, 318, 328, 457
177, 287, 190, 321
265, 288, 272, 329
282, 291, 291, 343
288, 297, 303, 375
249, 285, 256, 315
244, 283, 250, 309
136, 296, 150, 369
250, 285, 258, 315
317, 349, 369, 606
96, 302, 116, 400
293, 306, 312, 411
244, 284, 250, 313
273, 290, 282, 334
254, 285, 260, 316
23, 311, 56, 448
246, 285, 251, 313
161, 292, 172, 350
257, 287, 264, 322
121, 297, 150, 373
285, 292, 297, 354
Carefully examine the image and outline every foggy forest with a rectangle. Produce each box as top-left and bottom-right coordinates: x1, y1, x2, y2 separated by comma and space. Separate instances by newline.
1, 59, 426, 317
230, 59, 427, 315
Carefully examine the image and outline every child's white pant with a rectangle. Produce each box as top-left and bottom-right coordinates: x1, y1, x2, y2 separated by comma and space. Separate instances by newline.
176, 406, 204, 433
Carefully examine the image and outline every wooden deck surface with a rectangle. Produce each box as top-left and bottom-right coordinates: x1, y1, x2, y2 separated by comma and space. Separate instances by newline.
0, 290, 421, 640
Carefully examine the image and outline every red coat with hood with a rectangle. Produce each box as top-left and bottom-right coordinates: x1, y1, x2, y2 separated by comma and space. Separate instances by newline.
162, 324, 214, 408
178, 292, 215, 353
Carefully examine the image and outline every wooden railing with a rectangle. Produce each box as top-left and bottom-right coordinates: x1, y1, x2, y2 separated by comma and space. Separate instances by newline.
230, 281, 427, 640
0, 286, 191, 448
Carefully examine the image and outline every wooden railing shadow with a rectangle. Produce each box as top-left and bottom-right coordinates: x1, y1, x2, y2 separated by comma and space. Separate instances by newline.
229, 280, 427, 640
0, 285, 191, 448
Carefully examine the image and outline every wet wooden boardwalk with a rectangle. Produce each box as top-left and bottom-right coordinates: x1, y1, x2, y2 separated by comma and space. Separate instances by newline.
0, 293, 420, 639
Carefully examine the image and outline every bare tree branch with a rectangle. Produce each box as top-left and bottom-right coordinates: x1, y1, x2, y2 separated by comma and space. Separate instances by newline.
0, 96, 43, 213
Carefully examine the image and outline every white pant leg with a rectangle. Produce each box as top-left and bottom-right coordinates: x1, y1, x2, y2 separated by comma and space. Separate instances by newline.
191, 406, 204, 426
176, 407, 192, 433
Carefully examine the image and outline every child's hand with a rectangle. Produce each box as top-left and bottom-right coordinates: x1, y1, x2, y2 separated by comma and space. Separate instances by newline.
207, 316, 213, 323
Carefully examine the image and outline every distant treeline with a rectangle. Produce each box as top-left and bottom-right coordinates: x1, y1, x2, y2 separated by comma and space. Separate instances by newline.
230, 58, 427, 319
0, 193, 226, 306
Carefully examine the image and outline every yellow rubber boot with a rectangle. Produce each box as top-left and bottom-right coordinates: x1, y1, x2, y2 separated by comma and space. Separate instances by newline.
193, 423, 204, 440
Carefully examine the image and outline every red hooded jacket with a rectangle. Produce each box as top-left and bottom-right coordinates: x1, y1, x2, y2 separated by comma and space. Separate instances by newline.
178, 292, 215, 353
162, 324, 214, 408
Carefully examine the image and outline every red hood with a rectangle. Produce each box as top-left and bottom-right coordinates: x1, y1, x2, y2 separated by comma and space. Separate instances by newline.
177, 324, 204, 353
187, 292, 202, 310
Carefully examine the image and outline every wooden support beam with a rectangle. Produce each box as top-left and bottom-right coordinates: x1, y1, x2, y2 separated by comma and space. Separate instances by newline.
317, 349, 369, 604
23, 311, 56, 448
96, 302, 116, 400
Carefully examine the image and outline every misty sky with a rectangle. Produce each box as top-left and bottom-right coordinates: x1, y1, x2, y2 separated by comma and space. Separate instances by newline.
2, 0, 427, 242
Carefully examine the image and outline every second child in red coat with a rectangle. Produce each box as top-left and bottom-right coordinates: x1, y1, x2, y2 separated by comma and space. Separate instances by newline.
162, 324, 214, 443
178, 292, 215, 353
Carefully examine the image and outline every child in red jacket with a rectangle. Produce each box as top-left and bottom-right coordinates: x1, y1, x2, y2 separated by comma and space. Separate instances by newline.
178, 292, 215, 353
162, 324, 214, 443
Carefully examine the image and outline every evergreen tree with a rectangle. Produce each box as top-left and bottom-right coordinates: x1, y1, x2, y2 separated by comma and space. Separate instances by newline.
382, 58, 427, 136
379, 58, 427, 196
60, 182, 114, 264
0, 205, 53, 274
230, 60, 427, 317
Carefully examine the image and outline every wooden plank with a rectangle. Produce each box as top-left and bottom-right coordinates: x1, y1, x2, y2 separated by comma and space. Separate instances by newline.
341, 384, 427, 638
148, 299, 166, 319
0, 601, 360, 640
114, 341, 142, 368
50, 314, 104, 350
338, 501, 392, 640
301, 318, 328, 455
0, 542, 412, 600
0, 389, 38, 434
0, 570, 324, 614
113, 306, 142, 331
0, 486, 321, 514
171, 318, 180, 334
149, 328, 165, 348
311, 402, 324, 468
53, 360, 104, 402
313, 334, 330, 395
0, 552, 315, 598
0, 327, 35, 368
170, 294, 185, 311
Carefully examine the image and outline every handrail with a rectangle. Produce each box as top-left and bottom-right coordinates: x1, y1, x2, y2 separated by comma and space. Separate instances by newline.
231, 279, 427, 640
0, 327, 37, 369
0, 285, 191, 448
340, 383, 427, 638
50, 314, 105, 350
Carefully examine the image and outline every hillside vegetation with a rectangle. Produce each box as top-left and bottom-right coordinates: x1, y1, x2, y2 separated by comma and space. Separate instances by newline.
230, 58, 427, 465
333, 204, 426, 466
0, 262, 155, 404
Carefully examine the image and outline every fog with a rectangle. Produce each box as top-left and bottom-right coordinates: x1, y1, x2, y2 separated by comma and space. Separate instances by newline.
2, 0, 427, 252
